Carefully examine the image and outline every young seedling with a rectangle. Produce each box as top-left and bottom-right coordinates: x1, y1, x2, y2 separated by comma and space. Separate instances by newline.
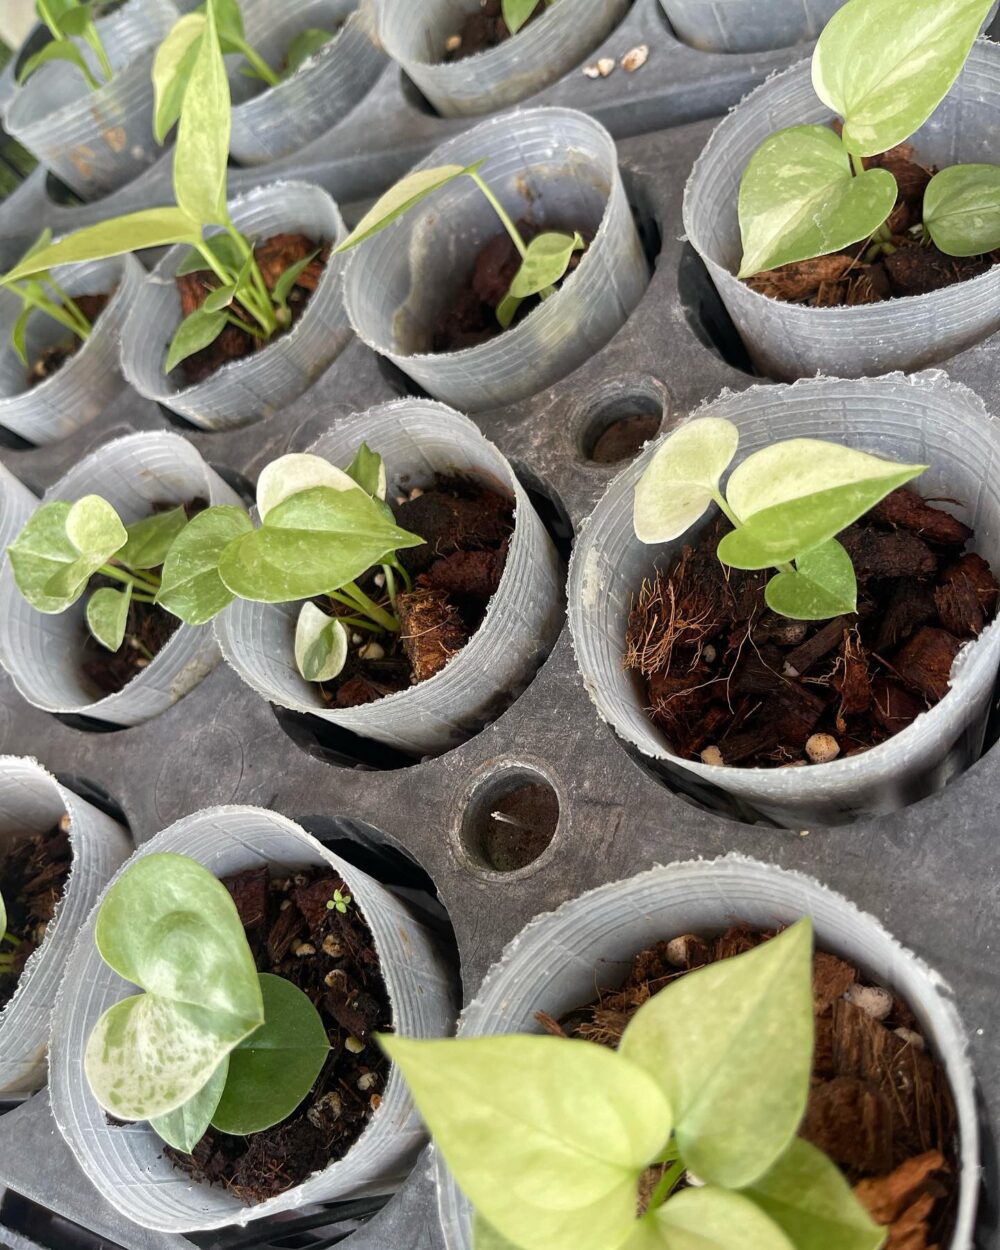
17, 0, 113, 91
501, 0, 557, 35
84, 852, 330, 1152
327, 888, 351, 914
738, 0, 1000, 279
0, 888, 20, 976
2, 230, 95, 370
382, 920, 887, 1250
632, 418, 926, 621
2, 0, 326, 377
334, 162, 584, 332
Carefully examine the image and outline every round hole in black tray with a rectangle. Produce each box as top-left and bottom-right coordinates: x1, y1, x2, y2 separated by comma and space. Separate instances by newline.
576, 375, 668, 465
677, 241, 755, 375
459, 765, 559, 873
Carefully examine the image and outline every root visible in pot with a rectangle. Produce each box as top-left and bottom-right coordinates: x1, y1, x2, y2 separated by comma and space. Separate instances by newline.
551, 929, 958, 1250
625, 488, 999, 767
442, 0, 545, 61
431, 221, 589, 352
0, 820, 72, 1011
746, 138, 1000, 307
174, 234, 328, 386
26, 292, 111, 388
318, 474, 514, 708
165, 865, 391, 1203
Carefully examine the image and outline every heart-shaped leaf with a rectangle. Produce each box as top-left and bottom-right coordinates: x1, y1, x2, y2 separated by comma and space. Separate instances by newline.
256, 453, 358, 520
507, 231, 583, 300
153, 13, 205, 143
765, 540, 857, 621
150, 1054, 229, 1153
219, 486, 422, 602
210, 973, 329, 1135
623, 1187, 795, 1250
284, 27, 332, 76
85, 852, 264, 1121
9, 497, 126, 613
86, 585, 132, 652
334, 163, 483, 252
157, 505, 252, 625
164, 306, 227, 375
743, 1137, 886, 1250
118, 506, 188, 571
812, 0, 995, 157
345, 443, 388, 500
295, 602, 348, 682
174, 0, 230, 225
66, 495, 127, 556
634, 418, 739, 544
738, 126, 896, 278
924, 163, 1000, 258
380, 1033, 672, 1250
620, 920, 813, 1189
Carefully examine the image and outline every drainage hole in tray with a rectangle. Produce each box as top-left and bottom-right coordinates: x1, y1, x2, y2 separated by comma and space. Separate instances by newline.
677, 242, 755, 375
576, 376, 668, 465
459, 765, 559, 873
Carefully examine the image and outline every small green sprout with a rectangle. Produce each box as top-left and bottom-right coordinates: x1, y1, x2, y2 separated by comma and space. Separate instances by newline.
18, 0, 113, 92
501, 0, 557, 35
633, 418, 926, 621
2, 229, 96, 371
326, 889, 351, 914
738, 0, 1000, 279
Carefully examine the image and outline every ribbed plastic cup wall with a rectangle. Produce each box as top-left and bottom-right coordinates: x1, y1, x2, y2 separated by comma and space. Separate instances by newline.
0, 431, 243, 727
568, 373, 1000, 827
435, 855, 979, 1250
48, 805, 459, 1232
658, 0, 842, 52
215, 399, 564, 756
343, 107, 650, 412
0, 464, 36, 554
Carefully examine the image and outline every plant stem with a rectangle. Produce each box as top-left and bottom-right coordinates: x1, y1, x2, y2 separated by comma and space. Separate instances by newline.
468, 171, 528, 258
2, 929, 20, 946
342, 581, 399, 633
14, 285, 91, 341
382, 563, 397, 612
98, 564, 160, 596
710, 488, 741, 529
332, 613, 382, 634
225, 311, 266, 339
647, 1160, 686, 1212
83, 23, 113, 83
231, 34, 281, 87
131, 591, 157, 604
0, 954, 15, 973
387, 555, 413, 593
42, 278, 92, 337
224, 225, 278, 334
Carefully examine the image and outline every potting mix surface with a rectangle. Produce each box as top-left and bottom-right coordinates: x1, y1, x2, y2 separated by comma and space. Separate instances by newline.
26, 292, 110, 390
442, 0, 546, 61
0, 821, 71, 1012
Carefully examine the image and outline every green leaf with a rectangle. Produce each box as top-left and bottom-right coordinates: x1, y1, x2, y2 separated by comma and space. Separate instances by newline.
284, 27, 332, 76
11, 305, 32, 367
502, 0, 542, 33
620, 921, 813, 1189
765, 540, 857, 621
812, 0, 995, 157
212, 0, 245, 43
345, 443, 387, 500
743, 1138, 887, 1250
86, 585, 131, 652
164, 306, 227, 375
17, 39, 98, 89
272, 249, 319, 308
85, 852, 264, 1121
495, 291, 523, 330
294, 602, 348, 682
473, 1213, 523, 1250
0, 889, 6, 939
119, 506, 188, 571
2, 209, 202, 284
380, 1033, 672, 1250
210, 973, 329, 1135
507, 231, 583, 300
174, 0, 231, 225
218, 486, 423, 602
923, 163, 1000, 258
8, 503, 80, 613
738, 126, 896, 278
202, 282, 237, 313
175, 233, 245, 277
157, 505, 252, 625
256, 452, 358, 519
153, 13, 206, 144
66, 495, 126, 556
150, 1055, 229, 1152
633, 418, 739, 544
334, 163, 483, 252
624, 1187, 795, 1250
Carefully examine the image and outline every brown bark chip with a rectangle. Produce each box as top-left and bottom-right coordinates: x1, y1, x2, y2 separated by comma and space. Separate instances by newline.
871, 676, 926, 736
894, 628, 961, 703
813, 952, 857, 1013
803, 1076, 895, 1175
398, 587, 469, 683
872, 489, 972, 547
941, 551, 1000, 615
934, 575, 985, 639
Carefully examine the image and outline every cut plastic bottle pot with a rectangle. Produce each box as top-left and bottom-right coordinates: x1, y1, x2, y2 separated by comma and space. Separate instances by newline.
682, 40, 1000, 380
227, 0, 387, 166
378, 0, 630, 117
0, 255, 145, 446
2, 0, 179, 200
435, 854, 980, 1250
343, 107, 650, 413
215, 399, 564, 756
0, 757, 130, 1099
48, 804, 458, 1232
568, 372, 1000, 827
0, 463, 36, 555
659, 0, 843, 52
120, 180, 352, 430
0, 431, 243, 728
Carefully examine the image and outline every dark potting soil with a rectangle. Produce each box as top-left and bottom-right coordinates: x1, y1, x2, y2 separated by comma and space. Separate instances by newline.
26, 292, 111, 389
165, 865, 391, 1204
442, 0, 545, 61
173, 234, 328, 386
319, 475, 515, 710
625, 488, 999, 768
748, 137, 1000, 306
590, 414, 662, 465
79, 498, 207, 699
547, 928, 957, 1250
431, 221, 589, 353
0, 821, 72, 1012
